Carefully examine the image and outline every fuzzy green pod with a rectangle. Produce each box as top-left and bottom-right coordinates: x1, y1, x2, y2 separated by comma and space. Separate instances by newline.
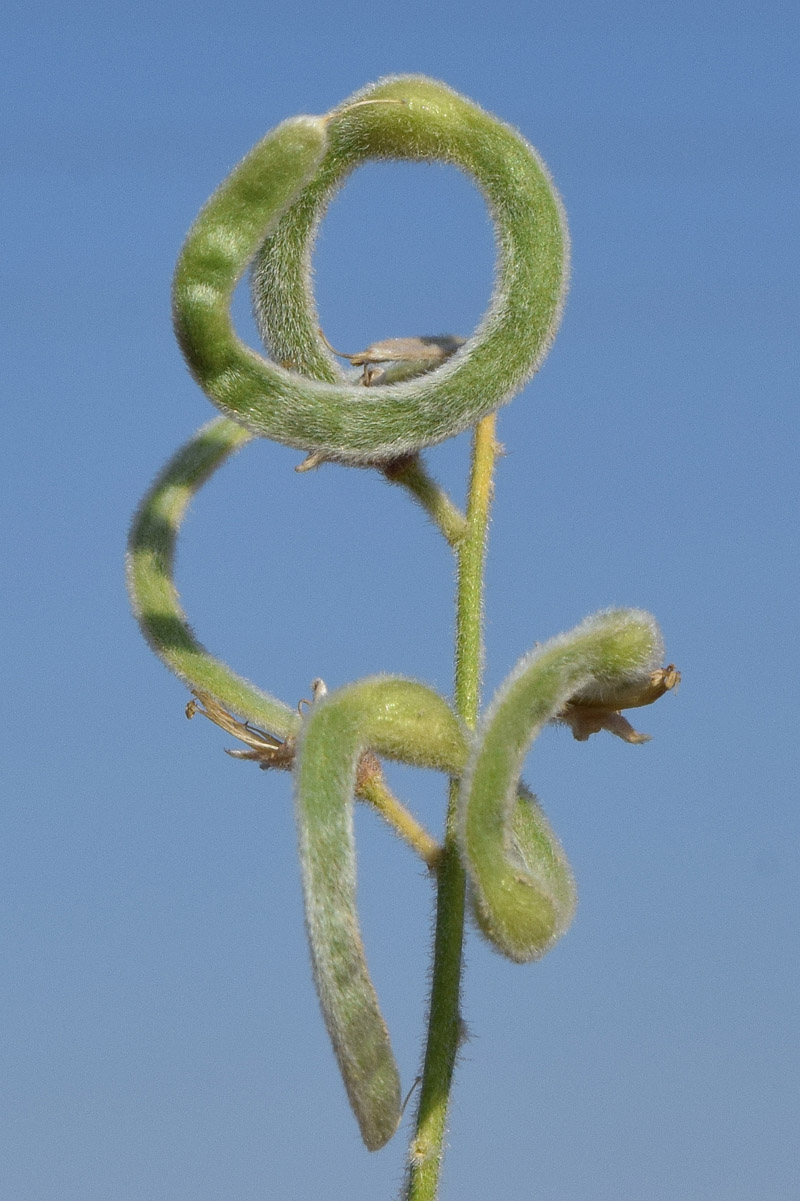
173, 75, 568, 464
126, 417, 300, 740
293, 677, 467, 1150
467, 783, 576, 959
173, 115, 328, 401
459, 610, 664, 963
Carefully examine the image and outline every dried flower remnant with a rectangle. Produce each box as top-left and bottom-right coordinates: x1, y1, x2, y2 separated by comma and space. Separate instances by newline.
186, 691, 296, 768
558, 665, 681, 743
322, 332, 467, 386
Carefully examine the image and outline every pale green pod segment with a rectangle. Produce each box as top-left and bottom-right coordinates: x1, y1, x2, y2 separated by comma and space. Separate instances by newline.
467, 783, 576, 959
294, 677, 467, 1150
127, 417, 300, 740
173, 115, 330, 409
175, 75, 568, 464
459, 609, 664, 963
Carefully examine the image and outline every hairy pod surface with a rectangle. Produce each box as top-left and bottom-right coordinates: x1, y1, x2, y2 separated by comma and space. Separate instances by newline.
174, 75, 568, 463
459, 610, 664, 962
126, 418, 300, 740
293, 677, 467, 1149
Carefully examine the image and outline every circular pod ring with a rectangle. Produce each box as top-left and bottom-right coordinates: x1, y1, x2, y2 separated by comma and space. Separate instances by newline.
173, 75, 569, 464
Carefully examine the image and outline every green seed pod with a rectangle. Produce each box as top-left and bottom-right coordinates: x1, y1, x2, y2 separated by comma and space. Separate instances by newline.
293, 676, 467, 1150
459, 610, 664, 963
173, 75, 568, 464
466, 783, 576, 961
126, 418, 299, 740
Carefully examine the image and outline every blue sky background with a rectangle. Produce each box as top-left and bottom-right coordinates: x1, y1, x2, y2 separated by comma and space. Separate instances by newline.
2, 1, 798, 1198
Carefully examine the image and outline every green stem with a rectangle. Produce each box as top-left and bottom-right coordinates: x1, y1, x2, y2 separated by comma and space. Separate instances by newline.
405, 414, 498, 1200
381, 454, 467, 548
358, 767, 443, 871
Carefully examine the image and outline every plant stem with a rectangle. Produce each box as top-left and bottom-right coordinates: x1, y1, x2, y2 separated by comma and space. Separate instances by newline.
404, 414, 498, 1201
381, 454, 467, 549
357, 767, 442, 870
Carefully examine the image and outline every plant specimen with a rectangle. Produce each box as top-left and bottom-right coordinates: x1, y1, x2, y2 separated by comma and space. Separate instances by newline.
127, 75, 678, 1200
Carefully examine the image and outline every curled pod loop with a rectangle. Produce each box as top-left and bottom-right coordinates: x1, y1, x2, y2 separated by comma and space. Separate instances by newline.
459, 610, 665, 963
174, 75, 569, 464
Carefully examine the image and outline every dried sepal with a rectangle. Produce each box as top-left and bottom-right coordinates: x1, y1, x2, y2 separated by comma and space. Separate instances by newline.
558, 664, 681, 743
322, 332, 466, 386
186, 690, 296, 768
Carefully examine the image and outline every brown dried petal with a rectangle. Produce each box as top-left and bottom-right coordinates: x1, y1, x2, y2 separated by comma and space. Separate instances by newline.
558, 665, 680, 743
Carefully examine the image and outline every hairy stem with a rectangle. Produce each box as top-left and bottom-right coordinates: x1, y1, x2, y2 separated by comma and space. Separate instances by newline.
381, 455, 467, 548
405, 414, 498, 1200
358, 762, 443, 870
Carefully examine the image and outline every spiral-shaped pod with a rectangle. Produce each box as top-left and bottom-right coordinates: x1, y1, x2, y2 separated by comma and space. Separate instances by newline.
173, 75, 568, 463
458, 610, 665, 963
